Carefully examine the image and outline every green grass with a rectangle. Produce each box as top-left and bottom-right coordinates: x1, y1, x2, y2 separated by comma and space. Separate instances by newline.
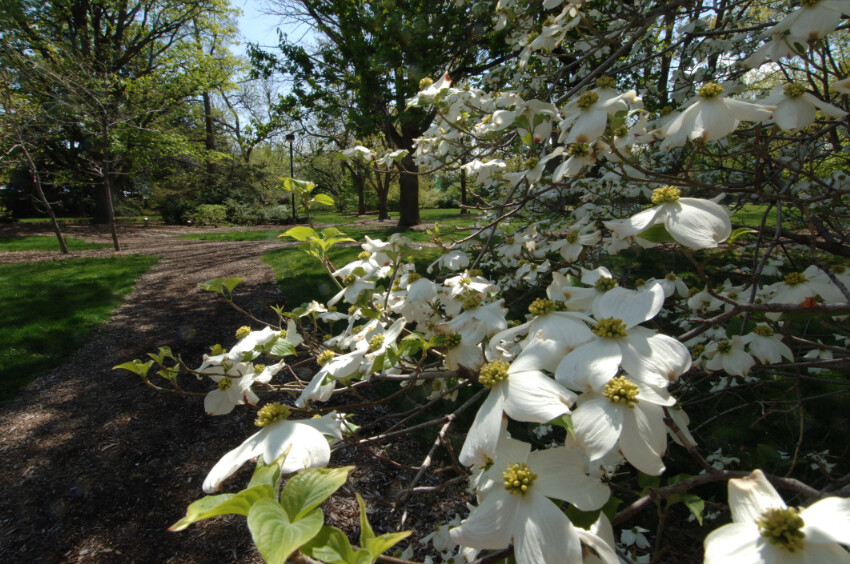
0, 236, 110, 252
18, 215, 162, 224
0, 255, 158, 400
731, 204, 777, 229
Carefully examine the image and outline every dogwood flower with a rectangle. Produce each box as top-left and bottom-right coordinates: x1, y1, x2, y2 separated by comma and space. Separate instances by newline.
202, 407, 342, 493
765, 83, 847, 132
768, 0, 850, 42
458, 349, 576, 467
660, 82, 774, 148
704, 469, 850, 563
203, 362, 260, 416
604, 186, 732, 249
452, 435, 616, 564
742, 325, 794, 364
704, 336, 755, 377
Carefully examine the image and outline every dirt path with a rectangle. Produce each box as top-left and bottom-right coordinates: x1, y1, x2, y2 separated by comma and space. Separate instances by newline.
0, 224, 297, 563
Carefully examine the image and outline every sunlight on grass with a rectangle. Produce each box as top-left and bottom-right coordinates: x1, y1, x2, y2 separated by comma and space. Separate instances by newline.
0, 255, 158, 400
732, 204, 777, 229
0, 236, 110, 252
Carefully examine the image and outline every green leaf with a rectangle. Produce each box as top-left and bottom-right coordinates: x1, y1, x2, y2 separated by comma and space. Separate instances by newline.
300, 526, 357, 564
364, 531, 412, 561
680, 493, 705, 525
223, 277, 244, 293
322, 227, 343, 238
638, 473, 661, 492
269, 338, 297, 358
199, 278, 224, 292
283, 226, 319, 242
637, 223, 675, 243
356, 493, 375, 546
169, 485, 275, 531
600, 495, 622, 523
565, 505, 601, 529
551, 413, 574, 439
728, 227, 756, 245
248, 457, 282, 497
313, 194, 335, 207
248, 500, 324, 564
281, 467, 352, 521
113, 359, 153, 378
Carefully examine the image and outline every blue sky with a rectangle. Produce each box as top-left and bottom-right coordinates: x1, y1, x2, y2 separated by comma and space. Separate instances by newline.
233, 0, 311, 55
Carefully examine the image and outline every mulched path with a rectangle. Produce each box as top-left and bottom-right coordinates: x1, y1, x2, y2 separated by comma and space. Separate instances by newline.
0, 222, 455, 563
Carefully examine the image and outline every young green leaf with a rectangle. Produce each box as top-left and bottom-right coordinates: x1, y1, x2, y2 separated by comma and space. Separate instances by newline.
248, 500, 324, 564
169, 485, 275, 531
281, 467, 352, 521
300, 526, 357, 564
269, 338, 297, 358
312, 194, 335, 207
680, 493, 705, 525
112, 359, 153, 378
283, 226, 319, 242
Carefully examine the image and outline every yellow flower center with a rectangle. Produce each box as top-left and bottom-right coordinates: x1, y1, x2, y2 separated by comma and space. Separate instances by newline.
698, 82, 724, 99
235, 326, 252, 340
210, 344, 226, 356
692, 344, 706, 358
479, 360, 510, 388
666, 273, 678, 281
652, 185, 681, 204
757, 507, 806, 552
445, 332, 462, 350
784, 272, 808, 286
754, 325, 774, 337
577, 91, 599, 111
254, 402, 291, 427
407, 272, 421, 283
635, 278, 646, 287
459, 276, 472, 286
459, 291, 483, 310
217, 377, 233, 391
419, 77, 434, 90
596, 75, 616, 89
469, 269, 484, 277
528, 298, 566, 316
595, 277, 618, 292
716, 340, 732, 354
568, 142, 591, 157
783, 83, 806, 98
603, 376, 639, 407
565, 230, 579, 244
368, 334, 385, 352
254, 363, 266, 374
342, 274, 357, 286
358, 250, 372, 260
503, 462, 537, 495
593, 317, 629, 338
317, 350, 335, 366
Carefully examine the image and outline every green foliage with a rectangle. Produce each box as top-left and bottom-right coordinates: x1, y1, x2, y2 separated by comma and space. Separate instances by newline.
0, 255, 157, 400
188, 204, 228, 226
0, 236, 108, 252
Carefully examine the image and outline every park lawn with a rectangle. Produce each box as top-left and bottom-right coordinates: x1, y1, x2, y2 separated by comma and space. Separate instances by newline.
0, 235, 110, 252
0, 255, 158, 401
731, 204, 777, 229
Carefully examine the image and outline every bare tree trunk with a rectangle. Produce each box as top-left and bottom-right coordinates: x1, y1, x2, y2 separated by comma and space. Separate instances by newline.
102, 125, 121, 251
460, 168, 468, 214
397, 154, 419, 228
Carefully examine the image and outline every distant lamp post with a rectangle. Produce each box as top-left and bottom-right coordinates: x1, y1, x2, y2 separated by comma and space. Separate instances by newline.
286, 133, 296, 221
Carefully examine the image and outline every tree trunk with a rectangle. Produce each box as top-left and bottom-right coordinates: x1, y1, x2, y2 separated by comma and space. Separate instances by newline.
397, 154, 419, 227
460, 168, 468, 214
101, 126, 121, 251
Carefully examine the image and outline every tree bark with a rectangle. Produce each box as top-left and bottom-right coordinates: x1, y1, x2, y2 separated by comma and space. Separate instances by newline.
397, 154, 419, 228
460, 168, 468, 214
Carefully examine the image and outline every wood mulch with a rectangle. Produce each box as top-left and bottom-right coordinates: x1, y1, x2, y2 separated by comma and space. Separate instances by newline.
0, 222, 459, 563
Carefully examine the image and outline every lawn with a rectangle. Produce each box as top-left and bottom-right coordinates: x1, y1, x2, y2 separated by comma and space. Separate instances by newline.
0, 235, 109, 252
0, 255, 158, 400
731, 204, 778, 229
178, 209, 481, 243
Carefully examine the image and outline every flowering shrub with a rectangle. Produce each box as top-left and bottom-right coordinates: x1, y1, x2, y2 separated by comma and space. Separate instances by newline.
117, 0, 850, 562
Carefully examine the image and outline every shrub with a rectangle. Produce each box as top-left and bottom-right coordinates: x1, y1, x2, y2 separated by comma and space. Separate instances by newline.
188, 204, 227, 227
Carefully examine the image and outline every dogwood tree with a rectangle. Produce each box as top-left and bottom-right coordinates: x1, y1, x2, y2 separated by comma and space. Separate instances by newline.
118, 0, 850, 562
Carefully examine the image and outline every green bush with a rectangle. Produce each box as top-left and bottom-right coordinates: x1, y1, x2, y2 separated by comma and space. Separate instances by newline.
188, 204, 227, 226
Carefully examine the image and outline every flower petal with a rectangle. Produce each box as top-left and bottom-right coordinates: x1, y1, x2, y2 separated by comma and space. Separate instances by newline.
203, 428, 268, 493
459, 391, 505, 467
512, 492, 583, 564
572, 397, 622, 460
594, 284, 665, 328
802, 496, 850, 545
503, 371, 575, 423
619, 402, 667, 475
529, 447, 610, 511
728, 469, 786, 524
665, 198, 732, 248
703, 522, 762, 564
555, 340, 622, 392
449, 492, 514, 550
261, 421, 331, 474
